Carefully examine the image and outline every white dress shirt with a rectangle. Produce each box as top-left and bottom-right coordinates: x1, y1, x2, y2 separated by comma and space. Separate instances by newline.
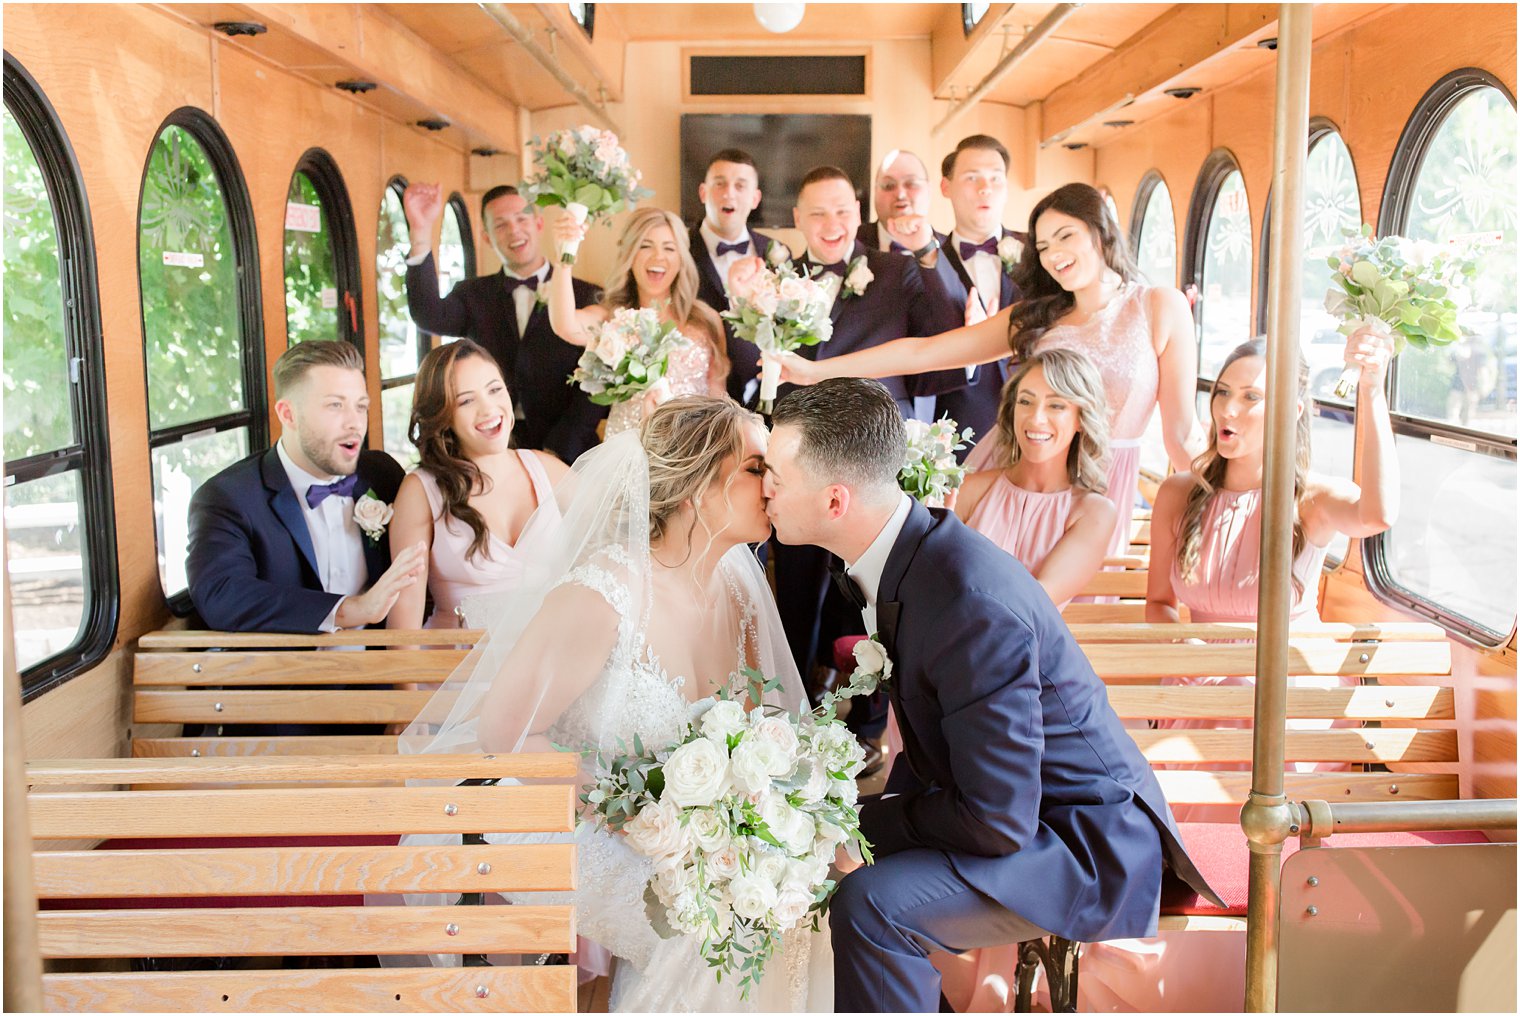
844, 492, 914, 635
505, 262, 550, 337
950, 230, 1003, 317
699, 219, 751, 295
277, 440, 368, 632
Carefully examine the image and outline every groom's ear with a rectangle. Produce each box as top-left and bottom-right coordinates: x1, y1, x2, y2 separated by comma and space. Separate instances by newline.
825, 483, 851, 521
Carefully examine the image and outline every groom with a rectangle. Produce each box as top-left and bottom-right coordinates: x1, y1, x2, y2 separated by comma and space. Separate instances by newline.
764, 379, 1222, 1012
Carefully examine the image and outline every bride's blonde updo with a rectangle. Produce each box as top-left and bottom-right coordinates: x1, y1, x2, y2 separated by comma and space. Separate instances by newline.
641, 396, 760, 548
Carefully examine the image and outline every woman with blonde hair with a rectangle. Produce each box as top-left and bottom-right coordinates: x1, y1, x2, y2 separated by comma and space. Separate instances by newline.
548, 207, 729, 438
954, 347, 1117, 610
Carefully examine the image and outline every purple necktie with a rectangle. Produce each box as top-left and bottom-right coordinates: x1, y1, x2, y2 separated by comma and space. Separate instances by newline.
959, 237, 1000, 260
305, 473, 359, 509
715, 239, 749, 257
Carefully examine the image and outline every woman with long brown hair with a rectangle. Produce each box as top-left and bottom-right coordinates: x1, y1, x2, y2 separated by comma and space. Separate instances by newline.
386, 339, 570, 630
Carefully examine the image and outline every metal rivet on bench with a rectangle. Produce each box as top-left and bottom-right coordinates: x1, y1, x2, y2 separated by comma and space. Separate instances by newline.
475, 985, 490, 999
1288, 823, 1299, 834
1364, 740, 1375, 751
1358, 653, 1370, 664
477, 862, 492, 875
1389, 784, 1399, 795
444, 803, 458, 816
445, 923, 460, 936
213, 702, 224, 712
484, 754, 495, 760
1385, 698, 1395, 708
1306, 876, 1319, 887
1305, 905, 1318, 917
191, 749, 201, 757
192, 663, 203, 673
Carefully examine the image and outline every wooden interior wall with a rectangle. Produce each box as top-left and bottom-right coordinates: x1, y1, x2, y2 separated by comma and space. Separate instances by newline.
6, 3, 475, 758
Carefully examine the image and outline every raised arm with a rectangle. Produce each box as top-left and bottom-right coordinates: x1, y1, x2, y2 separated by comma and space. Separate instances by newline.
778, 305, 1013, 386
384, 473, 434, 632
1151, 287, 1207, 471
1303, 325, 1399, 541
1145, 472, 1191, 623
1031, 493, 1117, 607
403, 182, 472, 338
546, 215, 607, 346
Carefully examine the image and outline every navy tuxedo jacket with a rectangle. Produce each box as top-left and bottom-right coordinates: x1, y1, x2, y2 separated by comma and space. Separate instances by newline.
187, 447, 405, 633
789, 242, 962, 412
862, 500, 1222, 942
406, 253, 605, 463
688, 224, 776, 405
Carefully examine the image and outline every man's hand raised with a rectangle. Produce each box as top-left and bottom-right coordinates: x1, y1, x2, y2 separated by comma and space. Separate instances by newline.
403, 183, 444, 258
335, 541, 428, 629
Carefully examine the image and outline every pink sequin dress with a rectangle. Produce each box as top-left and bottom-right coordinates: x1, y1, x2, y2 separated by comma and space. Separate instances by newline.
966, 283, 1159, 556
413, 450, 559, 628
604, 334, 713, 438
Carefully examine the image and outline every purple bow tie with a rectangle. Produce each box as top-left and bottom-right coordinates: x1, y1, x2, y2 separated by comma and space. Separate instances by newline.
887, 240, 909, 254
959, 237, 1000, 260
814, 261, 847, 278
504, 274, 540, 296
306, 472, 359, 509
715, 239, 749, 257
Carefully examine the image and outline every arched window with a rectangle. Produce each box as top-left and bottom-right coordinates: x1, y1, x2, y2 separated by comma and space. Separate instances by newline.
377, 176, 423, 468
1184, 150, 1252, 379
138, 108, 264, 609
569, 2, 596, 38
1131, 171, 1177, 288
3, 54, 117, 696
283, 149, 362, 348
438, 192, 475, 303
961, 1, 991, 35
1367, 70, 1517, 643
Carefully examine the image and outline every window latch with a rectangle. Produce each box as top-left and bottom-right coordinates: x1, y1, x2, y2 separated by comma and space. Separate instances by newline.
69, 356, 83, 384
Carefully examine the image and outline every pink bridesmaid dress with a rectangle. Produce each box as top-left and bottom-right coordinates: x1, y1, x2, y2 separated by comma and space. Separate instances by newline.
414, 448, 559, 628
965, 282, 1159, 558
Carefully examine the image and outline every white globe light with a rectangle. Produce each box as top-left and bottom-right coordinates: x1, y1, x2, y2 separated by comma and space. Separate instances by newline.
753, 2, 806, 33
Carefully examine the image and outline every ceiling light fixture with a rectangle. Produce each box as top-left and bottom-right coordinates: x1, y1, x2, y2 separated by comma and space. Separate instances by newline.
753, 3, 806, 34
1164, 86, 1201, 99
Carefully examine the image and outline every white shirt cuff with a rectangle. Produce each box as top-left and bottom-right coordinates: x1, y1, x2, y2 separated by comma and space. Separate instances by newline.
319, 598, 344, 633
405, 249, 431, 267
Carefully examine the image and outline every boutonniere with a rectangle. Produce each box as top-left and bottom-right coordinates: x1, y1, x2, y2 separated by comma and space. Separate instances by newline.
765, 241, 792, 268
842, 254, 874, 299
998, 234, 1021, 275
353, 489, 393, 545
534, 287, 550, 310
844, 635, 892, 696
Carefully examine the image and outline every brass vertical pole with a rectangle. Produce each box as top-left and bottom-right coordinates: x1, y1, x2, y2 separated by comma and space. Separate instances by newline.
1241, 5, 1313, 1012
2, 532, 44, 1011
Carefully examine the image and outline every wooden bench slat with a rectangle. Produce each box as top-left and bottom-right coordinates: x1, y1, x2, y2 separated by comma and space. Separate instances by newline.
134, 690, 452, 725
1069, 621, 1447, 643
134, 650, 470, 685
139, 629, 488, 649
43, 965, 576, 1013
1133, 728, 1458, 764
1078, 570, 1149, 597
134, 735, 401, 757
1084, 641, 1451, 680
27, 786, 573, 840
29, 753, 578, 786
37, 904, 573, 958
1153, 770, 1459, 805
33, 843, 576, 898
1062, 603, 1181, 622
1107, 686, 1454, 721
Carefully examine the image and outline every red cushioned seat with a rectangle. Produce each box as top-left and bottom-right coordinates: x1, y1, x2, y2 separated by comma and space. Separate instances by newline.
1164, 822, 1490, 916
40, 835, 400, 911
834, 635, 868, 674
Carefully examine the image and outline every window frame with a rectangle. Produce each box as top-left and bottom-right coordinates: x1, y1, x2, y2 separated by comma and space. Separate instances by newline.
445, 191, 477, 281
961, 2, 990, 36
1129, 168, 1177, 288
4, 51, 119, 699
284, 147, 364, 349
377, 175, 427, 400
1361, 68, 1518, 647
1254, 117, 1351, 334
569, 2, 596, 39
1182, 147, 1249, 384
136, 106, 268, 615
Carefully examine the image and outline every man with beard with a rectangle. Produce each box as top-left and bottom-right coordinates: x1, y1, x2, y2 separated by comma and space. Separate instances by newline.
188, 340, 423, 633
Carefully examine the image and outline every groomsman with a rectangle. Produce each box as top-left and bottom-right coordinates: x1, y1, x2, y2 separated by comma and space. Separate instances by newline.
688, 149, 777, 405
403, 182, 604, 464
858, 149, 934, 255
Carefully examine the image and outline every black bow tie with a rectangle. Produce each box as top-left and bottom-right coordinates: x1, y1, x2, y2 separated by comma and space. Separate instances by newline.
814, 260, 847, 278
827, 558, 868, 612
887, 239, 908, 254
959, 237, 1000, 260
305, 472, 359, 509
504, 274, 541, 295
715, 239, 749, 257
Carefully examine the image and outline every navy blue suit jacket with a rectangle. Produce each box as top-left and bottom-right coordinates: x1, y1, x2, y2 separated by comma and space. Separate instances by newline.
187, 447, 405, 633
406, 254, 605, 463
862, 500, 1222, 942
688, 224, 776, 405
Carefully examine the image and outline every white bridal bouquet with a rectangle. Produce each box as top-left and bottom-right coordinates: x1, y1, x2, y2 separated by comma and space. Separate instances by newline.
521, 125, 652, 264
1323, 225, 1480, 397
899, 416, 974, 509
722, 261, 834, 412
575, 647, 890, 997
570, 306, 689, 407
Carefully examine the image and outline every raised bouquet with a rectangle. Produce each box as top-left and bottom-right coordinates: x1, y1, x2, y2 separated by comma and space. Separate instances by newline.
576, 646, 890, 997
521, 125, 652, 264
899, 416, 974, 509
570, 306, 689, 407
723, 261, 833, 412
1324, 225, 1480, 397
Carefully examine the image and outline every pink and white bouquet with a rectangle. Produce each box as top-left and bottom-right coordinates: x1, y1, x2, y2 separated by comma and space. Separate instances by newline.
899, 416, 973, 509
1323, 225, 1480, 397
522, 125, 652, 264
722, 262, 833, 412
576, 653, 888, 997
570, 306, 689, 407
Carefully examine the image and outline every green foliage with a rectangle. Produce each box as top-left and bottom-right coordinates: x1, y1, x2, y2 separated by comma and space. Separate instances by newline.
283, 171, 339, 345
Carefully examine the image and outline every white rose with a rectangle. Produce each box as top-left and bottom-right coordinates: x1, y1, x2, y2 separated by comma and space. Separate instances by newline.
700, 699, 747, 742
760, 796, 814, 856
730, 737, 792, 795
750, 847, 788, 887
766, 241, 792, 266
814, 817, 849, 850
663, 738, 731, 808
773, 886, 814, 927
845, 259, 874, 292
829, 774, 860, 807
998, 235, 1021, 263
623, 797, 690, 864
852, 638, 889, 676
749, 714, 800, 758
729, 871, 779, 922
778, 275, 810, 306
752, 285, 781, 317
708, 841, 742, 880
797, 756, 830, 804
814, 723, 860, 773
687, 807, 731, 853
353, 495, 393, 538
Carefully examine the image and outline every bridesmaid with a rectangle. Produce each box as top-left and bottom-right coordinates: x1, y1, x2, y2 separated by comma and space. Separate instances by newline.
547, 206, 728, 437
780, 181, 1205, 555
955, 348, 1117, 609
386, 340, 568, 631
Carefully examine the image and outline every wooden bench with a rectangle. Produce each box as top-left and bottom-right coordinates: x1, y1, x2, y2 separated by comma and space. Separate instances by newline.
26, 752, 579, 1012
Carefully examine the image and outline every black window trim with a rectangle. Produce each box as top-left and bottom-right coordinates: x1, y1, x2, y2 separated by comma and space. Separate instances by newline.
286, 147, 364, 349
570, 2, 595, 39
1182, 147, 1246, 381
1361, 68, 1518, 648
961, 2, 987, 36
1129, 168, 1174, 288
4, 51, 120, 700
137, 106, 268, 616
445, 191, 477, 282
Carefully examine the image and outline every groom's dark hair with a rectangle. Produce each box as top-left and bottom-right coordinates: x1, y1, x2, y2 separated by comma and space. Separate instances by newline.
772, 379, 905, 494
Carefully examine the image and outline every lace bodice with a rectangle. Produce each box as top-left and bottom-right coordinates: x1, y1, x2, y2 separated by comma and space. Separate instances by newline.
605, 334, 713, 438
1037, 282, 1159, 441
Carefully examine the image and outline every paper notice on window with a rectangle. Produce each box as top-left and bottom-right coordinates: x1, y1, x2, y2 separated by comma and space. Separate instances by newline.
285, 201, 322, 233
320, 287, 338, 309
1447, 231, 1505, 248
162, 251, 204, 268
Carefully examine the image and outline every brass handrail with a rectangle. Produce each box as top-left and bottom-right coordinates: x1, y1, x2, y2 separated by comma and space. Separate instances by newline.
1298, 798, 1519, 840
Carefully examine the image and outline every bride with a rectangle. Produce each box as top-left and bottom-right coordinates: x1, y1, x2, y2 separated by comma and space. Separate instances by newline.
399, 396, 833, 1012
